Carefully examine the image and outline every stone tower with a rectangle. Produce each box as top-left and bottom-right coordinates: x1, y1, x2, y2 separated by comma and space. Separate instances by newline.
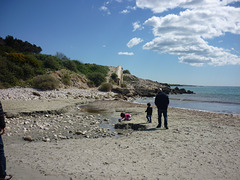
115, 65, 123, 86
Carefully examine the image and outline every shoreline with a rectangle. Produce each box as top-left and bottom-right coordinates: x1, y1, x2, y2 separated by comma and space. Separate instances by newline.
1, 88, 240, 179
135, 94, 240, 115
134, 100, 240, 116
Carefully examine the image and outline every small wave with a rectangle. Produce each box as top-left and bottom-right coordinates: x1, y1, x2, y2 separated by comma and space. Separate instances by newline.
170, 97, 240, 105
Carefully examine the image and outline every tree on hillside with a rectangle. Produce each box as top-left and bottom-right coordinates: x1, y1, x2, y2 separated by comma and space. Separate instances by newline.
4, 35, 42, 54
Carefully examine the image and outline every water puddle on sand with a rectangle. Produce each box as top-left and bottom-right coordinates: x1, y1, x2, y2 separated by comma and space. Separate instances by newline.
79, 105, 118, 133
78, 105, 147, 136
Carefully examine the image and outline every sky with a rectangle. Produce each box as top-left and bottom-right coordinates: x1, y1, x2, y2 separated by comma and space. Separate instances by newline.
0, 0, 240, 86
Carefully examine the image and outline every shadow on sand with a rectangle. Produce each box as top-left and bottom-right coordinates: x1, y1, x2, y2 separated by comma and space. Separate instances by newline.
115, 122, 168, 132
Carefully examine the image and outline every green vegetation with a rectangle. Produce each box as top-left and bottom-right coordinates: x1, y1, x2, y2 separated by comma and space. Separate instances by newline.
98, 83, 112, 92
110, 73, 118, 84
87, 72, 106, 87
123, 75, 138, 82
31, 74, 60, 90
3, 35, 42, 54
62, 73, 71, 86
123, 70, 131, 74
0, 35, 109, 89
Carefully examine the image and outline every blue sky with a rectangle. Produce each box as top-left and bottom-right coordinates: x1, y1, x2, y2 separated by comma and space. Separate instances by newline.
1, 0, 240, 86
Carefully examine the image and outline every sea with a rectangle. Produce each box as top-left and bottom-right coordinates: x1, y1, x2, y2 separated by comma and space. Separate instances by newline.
134, 86, 240, 115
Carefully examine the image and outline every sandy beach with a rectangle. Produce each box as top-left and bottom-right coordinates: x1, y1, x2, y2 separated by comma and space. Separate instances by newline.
1, 88, 240, 180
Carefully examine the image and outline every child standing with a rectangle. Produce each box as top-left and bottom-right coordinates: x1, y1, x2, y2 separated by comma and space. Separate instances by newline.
145, 102, 152, 123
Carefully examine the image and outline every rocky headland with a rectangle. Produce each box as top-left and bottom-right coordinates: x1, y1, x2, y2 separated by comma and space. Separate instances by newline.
112, 73, 194, 97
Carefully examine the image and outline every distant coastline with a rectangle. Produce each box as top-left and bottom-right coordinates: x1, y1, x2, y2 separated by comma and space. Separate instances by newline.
169, 84, 200, 87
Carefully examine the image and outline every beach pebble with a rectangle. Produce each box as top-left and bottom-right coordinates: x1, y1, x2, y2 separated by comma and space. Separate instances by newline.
75, 131, 87, 135
23, 136, 34, 142
42, 137, 51, 142
32, 91, 41, 96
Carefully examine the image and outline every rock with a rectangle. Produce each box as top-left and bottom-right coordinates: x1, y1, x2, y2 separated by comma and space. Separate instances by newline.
75, 130, 87, 135
23, 136, 34, 142
58, 135, 67, 139
5, 112, 19, 118
112, 87, 131, 96
42, 137, 51, 142
32, 91, 41, 96
171, 87, 194, 94
119, 74, 194, 97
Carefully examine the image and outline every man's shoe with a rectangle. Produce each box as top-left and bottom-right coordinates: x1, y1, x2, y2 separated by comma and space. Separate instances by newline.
165, 127, 169, 129
156, 125, 161, 128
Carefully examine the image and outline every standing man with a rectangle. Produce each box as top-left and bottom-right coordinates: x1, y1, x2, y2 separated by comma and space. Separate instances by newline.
155, 88, 169, 129
0, 102, 12, 180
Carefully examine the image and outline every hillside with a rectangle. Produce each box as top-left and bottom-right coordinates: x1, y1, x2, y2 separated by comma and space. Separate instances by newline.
0, 36, 109, 89
0, 35, 193, 97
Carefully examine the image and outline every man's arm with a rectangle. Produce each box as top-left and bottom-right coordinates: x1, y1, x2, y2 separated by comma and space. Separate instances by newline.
155, 95, 159, 107
0, 102, 6, 133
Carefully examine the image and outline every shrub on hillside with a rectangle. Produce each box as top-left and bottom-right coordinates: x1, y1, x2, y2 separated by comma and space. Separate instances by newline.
0, 82, 4, 89
87, 72, 106, 87
22, 64, 35, 80
123, 70, 131, 74
110, 73, 118, 83
85, 64, 109, 76
63, 60, 78, 72
62, 73, 71, 86
35, 54, 62, 70
31, 74, 59, 90
0, 55, 18, 87
123, 75, 138, 82
25, 54, 41, 67
7, 53, 26, 63
98, 83, 112, 92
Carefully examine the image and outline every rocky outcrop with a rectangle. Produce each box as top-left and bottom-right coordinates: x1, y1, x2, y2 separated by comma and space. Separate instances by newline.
120, 74, 171, 97
170, 87, 194, 94
112, 74, 194, 97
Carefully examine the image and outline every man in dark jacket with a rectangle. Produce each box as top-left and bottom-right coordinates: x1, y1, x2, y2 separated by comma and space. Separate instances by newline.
0, 102, 12, 180
155, 88, 169, 129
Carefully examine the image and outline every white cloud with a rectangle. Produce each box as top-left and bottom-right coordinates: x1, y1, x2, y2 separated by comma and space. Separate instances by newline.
118, 52, 134, 55
100, 1, 111, 15
127, 37, 143, 48
127, 6, 137, 11
120, 9, 130, 14
136, 0, 239, 13
137, 0, 240, 66
100, 5, 111, 15
120, 6, 137, 14
132, 21, 144, 32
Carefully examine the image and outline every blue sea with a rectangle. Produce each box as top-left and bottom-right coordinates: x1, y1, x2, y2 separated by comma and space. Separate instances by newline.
134, 86, 240, 115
